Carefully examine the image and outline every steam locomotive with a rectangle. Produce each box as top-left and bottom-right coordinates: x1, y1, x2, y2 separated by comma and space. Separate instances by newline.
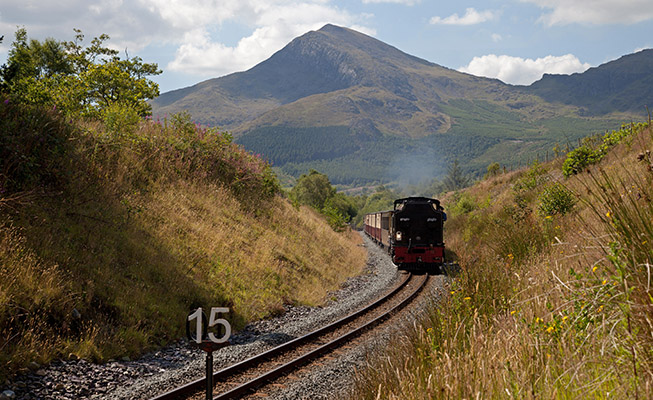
363, 197, 446, 272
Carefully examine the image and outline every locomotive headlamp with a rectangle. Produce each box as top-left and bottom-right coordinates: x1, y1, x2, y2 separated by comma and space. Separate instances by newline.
396, 231, 403, 241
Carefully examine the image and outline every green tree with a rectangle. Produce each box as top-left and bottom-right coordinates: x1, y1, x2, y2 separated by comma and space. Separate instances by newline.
289, 170, 361, 230
351, 186, 398, 227
290, 169, 336, 210
0, 28, 160, 116
325, 192, 358, 221
443, 159, 471, 191
484, 162, 500, 179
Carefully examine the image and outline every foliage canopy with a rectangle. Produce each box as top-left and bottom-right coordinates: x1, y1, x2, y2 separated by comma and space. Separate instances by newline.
0, 28, 161, 117
289, 169, 357, 231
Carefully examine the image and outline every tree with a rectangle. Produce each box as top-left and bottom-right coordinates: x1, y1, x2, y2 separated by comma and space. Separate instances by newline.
484, 162, 501, 179
0, 28, 161, 116
289, 170, 361, 231
325, 193, 358, 221
290, 169, 336, 210
443, 159, 471, 191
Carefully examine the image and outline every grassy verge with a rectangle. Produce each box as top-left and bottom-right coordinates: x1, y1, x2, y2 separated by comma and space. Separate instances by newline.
354, 122, 652, 398
0, 100, 366, 380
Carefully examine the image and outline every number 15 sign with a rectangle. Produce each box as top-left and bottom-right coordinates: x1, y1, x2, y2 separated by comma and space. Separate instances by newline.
186, 307, 231, 344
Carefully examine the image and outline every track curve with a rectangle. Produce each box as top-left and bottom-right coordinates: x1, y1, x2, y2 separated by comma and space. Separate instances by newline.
152, 272, 429, 400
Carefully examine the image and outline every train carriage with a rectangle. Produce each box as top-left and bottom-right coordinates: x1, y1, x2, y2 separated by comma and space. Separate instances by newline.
363, 211, 392, 248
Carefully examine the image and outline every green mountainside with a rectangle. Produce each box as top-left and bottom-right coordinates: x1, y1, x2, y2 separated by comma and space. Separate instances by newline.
151, 24, 646, 186
528, 49, 653, 115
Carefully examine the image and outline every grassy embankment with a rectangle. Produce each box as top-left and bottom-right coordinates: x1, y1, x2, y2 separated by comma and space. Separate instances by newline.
355, 120, 652, 398
0, 99, 366, 381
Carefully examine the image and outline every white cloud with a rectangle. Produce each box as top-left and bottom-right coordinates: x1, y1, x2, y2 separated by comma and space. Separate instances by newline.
430, 8, 497, 26
459, 54, 591, 85
166, 2, 371, 76
491, 33, 502, 42
520, 0, 653, 26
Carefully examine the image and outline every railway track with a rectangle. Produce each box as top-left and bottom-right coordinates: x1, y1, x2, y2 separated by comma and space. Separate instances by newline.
152, 271, 430, 400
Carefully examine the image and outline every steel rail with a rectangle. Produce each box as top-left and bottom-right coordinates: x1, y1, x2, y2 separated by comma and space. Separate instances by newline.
151, 272, 414, 400
214, 272, 429, 399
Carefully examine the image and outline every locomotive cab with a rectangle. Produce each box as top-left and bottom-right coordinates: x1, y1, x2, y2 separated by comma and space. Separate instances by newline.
391, 197, 445, 272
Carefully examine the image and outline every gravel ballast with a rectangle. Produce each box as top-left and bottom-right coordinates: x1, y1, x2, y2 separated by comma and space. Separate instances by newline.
4, 233, 448, 400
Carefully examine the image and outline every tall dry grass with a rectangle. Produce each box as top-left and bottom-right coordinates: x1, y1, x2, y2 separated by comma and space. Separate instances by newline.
0, 102, 366, 380
355, 123, 652, 399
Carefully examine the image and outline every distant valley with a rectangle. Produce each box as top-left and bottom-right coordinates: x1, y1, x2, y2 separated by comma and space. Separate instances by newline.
151, 24, 652, 186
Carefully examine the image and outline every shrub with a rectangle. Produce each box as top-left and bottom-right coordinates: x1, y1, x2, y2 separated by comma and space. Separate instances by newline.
321, 204, 349, 232
562, 122, 649, 177
101, 102, 141, 140
514, 160, 547, 192
562, 145, 600, 177
451, 193, 477, 215
484, 162, 501, 179
538, 182, 577, 217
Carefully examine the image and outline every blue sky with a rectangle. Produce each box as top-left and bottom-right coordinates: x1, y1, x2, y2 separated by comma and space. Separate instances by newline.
1, 0, 652, 93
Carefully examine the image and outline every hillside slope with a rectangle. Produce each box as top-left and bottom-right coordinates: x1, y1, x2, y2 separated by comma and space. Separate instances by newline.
354, 121, 653, 398
529, 49, 653, 114
152, 25, 643, 185
0, 101, 366, 380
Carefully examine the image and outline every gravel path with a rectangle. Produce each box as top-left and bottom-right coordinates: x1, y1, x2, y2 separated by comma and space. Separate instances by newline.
4, 233, 430, 400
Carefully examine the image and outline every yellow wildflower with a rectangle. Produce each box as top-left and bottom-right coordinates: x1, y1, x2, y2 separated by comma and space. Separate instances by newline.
546, 326, 554, 333
545, 215, 553, 220
464, 297, 471, 301
592, 265, 598, 273
510, 310, 516, 315
606, 211, 611, 218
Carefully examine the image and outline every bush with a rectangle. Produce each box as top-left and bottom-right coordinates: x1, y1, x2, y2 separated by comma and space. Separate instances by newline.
484, 162, 501, 179
538, 182, 577, 216
451, 193, 477, 215
321, 204, 349, 232
562, 122, 649, 177
514, 160, 547, 192
562, 145, 600, 177
101, 102, 141, 140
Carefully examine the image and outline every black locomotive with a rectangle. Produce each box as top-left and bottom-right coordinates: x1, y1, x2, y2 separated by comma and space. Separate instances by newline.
364, 197, 445, 272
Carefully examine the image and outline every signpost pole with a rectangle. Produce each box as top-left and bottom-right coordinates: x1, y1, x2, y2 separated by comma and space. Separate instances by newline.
206, 351, 213, 400
187, 307, 231, 400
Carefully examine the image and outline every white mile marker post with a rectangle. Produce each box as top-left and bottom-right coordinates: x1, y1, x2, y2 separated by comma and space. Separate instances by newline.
187, 307, 231, 400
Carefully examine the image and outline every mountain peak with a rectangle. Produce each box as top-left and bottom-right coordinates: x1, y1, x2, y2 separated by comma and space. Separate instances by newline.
317, 23, 348, 33
151, 24, 467, 129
